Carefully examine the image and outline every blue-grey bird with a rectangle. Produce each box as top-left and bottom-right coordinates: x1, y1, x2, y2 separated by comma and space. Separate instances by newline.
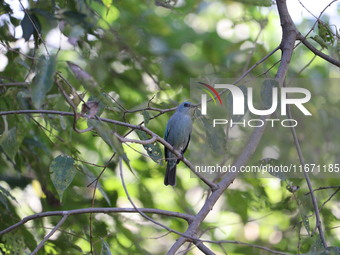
164, 102, 194, 186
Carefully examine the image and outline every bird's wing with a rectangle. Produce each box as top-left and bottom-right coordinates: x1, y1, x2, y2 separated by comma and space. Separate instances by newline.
164, 123, 171, 160
182, 134, 191, 154
176, 134, 191, 164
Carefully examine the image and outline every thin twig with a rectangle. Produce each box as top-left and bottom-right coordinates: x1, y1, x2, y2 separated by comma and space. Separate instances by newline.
234, 46, 280, 85
242, 28, 264, 73
0, 42, 37, 60
31, 214, 68, 255
0, 207, 193, 236
74, 159, 105, 168
0, 82, 30, 87
18, 0, 50, 55
56, 78, 94, 134
124, 106, 177, 115
297, 33, 340, 67
119, 158, 214, 247
287, 106, 327, 249
319, 187, 340, 211
88, 152, 116, 254
114, 132, 157, 145
294, 0, 340, 67
297, 0, 339, 38
305, 185, 340, 195
207, 240, 291, 255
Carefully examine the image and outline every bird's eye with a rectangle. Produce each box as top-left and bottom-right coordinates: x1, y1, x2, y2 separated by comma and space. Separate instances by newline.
184, 103, 190, 107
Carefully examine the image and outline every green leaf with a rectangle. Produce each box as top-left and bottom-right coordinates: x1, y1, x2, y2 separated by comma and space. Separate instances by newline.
138, 183, 155, 208
0, 184, 17, 203
0, 127, 23, 161
310, 235, 324, 252
142, 110, 151, 125
0, 192, 9, 210
87, 119, 131, 170
0, 2, 12, 15
49, 155, 77, 202
60, 10, 93, 30
31, 55, 56, 109
311, 35, 328, 49
83, 166, 111, 206
67, 61, 114, 108
21, 12, 41, 41
261, 79, 279, 110
199, 114, 225, 153
136, 129, 162, 164
88, 119, 122, 154
88, 1, 119, 29
227, 190, 249, 222
100, 240, 112, 255
324, 247, 340, 255
301, 214, 310, 236
102, 0, 113, 8
257, 158, 288, 180
0, 184, 18, 211
317, 21, 334, 44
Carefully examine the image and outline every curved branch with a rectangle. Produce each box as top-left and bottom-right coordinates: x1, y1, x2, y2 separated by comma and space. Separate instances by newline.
0, 82, 30, 87
0, 109, 217, 190
118, 158, 216, 255
297, 33, 340, 67
207, 240, 291, 255
275, 0, 299, 82
0, 207, 194, 236
115, 132, 157, 145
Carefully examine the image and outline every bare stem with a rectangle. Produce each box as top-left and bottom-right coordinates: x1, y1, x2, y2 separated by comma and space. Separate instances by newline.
287, 107, 327, 248
0, 207, 193, 236
31, 214, 68, 255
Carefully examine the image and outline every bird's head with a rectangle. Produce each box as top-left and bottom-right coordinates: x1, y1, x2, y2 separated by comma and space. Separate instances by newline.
177, 101, 196, 115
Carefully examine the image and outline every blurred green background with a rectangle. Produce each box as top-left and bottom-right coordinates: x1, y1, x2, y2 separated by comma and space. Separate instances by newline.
0, 0, 339, 254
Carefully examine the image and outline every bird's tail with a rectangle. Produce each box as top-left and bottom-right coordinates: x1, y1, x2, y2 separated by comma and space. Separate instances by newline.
164, 161, 177, 186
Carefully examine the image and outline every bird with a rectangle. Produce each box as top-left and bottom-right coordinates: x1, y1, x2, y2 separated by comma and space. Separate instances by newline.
164, 102, 194, 186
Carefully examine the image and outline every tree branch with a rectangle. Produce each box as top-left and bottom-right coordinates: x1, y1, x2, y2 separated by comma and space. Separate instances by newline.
287, 106, 327, 248
0, 207, 193, 236
0, 109, 217, 190
288, 110, 327, 239
305, 185, 340, 195
206, 240, 292, 255
297, 33, 340, 67
114, 132, 157, 145
31, 214, 68, 255
276, 0, 328, 248
275, 0, 299, 82
0, 82, 30, 87
168, 1, 302, 253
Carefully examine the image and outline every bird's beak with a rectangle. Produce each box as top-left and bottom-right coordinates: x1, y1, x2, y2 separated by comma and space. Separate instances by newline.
189, 104, 197, 115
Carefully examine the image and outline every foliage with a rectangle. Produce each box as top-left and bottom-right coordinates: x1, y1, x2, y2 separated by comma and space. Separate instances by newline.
0, 0, 339, 254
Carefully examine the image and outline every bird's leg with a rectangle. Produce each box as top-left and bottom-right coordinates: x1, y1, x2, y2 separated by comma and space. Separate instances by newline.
179, 150, 185, 160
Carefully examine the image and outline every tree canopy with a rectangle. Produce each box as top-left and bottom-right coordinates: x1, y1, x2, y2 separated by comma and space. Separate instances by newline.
0, 0, 339, 254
